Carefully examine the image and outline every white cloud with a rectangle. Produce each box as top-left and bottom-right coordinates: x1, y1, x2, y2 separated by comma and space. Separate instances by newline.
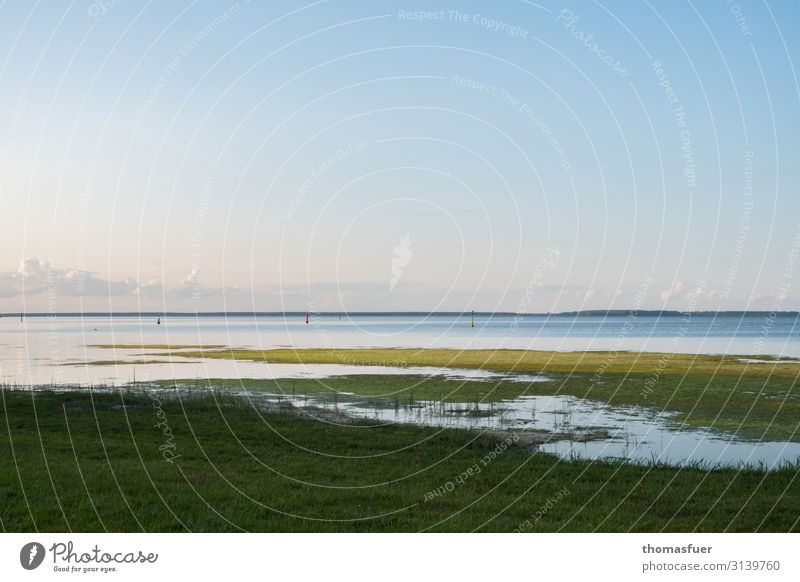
134, 279, 164, 298
660, 280, 686, 301
0, 257, 153, 300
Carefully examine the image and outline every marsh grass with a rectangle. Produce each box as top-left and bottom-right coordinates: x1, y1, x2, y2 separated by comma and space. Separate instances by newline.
131, 345, 800, 442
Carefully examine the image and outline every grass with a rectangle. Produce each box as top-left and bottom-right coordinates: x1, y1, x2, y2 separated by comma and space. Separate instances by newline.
148, 346, 800, 376
1, 389, 799, 532
121, 346, 800, 442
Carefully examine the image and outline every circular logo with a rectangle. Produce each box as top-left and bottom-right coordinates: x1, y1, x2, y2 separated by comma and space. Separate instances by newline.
20, 542, 46, 570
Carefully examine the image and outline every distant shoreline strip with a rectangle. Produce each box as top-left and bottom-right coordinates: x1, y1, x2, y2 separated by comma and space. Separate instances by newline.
3, 311, 799, 318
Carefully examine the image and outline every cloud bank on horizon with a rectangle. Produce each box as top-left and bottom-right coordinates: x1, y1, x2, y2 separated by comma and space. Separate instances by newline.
0, 1, 798, 313
1, 255, 796, 314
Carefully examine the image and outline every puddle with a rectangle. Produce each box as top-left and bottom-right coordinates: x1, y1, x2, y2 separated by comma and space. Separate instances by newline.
161, 383, 800, 470
1, 357, 552, 386
737, 358, 800, 364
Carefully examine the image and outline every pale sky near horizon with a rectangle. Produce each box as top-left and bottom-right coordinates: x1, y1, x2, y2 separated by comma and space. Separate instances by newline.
1, 1, 799, 313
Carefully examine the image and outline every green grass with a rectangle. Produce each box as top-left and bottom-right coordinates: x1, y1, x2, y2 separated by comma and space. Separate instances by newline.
151, 347, 800, 376
134, 347, 800, 442
1, 390, 798, 532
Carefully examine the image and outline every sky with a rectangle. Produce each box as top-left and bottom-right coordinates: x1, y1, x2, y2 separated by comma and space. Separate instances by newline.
0, 0, 798, 313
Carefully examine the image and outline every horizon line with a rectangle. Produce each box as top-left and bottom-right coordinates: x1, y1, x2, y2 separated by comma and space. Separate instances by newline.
3, 310, 799, 317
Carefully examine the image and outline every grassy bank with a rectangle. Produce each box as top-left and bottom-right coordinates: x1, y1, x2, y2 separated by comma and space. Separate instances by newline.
122, 346, 800, 442
1, 390, 798, 532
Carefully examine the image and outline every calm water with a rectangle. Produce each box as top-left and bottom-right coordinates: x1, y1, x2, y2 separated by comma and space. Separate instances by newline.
248, 390, 800, 469
2, 313, 799, 468
2, 312, 800, 384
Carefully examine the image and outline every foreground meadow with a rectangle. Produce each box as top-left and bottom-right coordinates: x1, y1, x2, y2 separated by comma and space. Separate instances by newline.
1, 390, 798, 532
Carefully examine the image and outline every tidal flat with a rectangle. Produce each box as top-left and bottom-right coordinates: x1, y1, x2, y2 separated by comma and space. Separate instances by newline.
118, 346, 800, 443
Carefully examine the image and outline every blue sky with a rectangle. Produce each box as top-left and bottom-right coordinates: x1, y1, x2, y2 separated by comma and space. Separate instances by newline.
0, 0, 798, 312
